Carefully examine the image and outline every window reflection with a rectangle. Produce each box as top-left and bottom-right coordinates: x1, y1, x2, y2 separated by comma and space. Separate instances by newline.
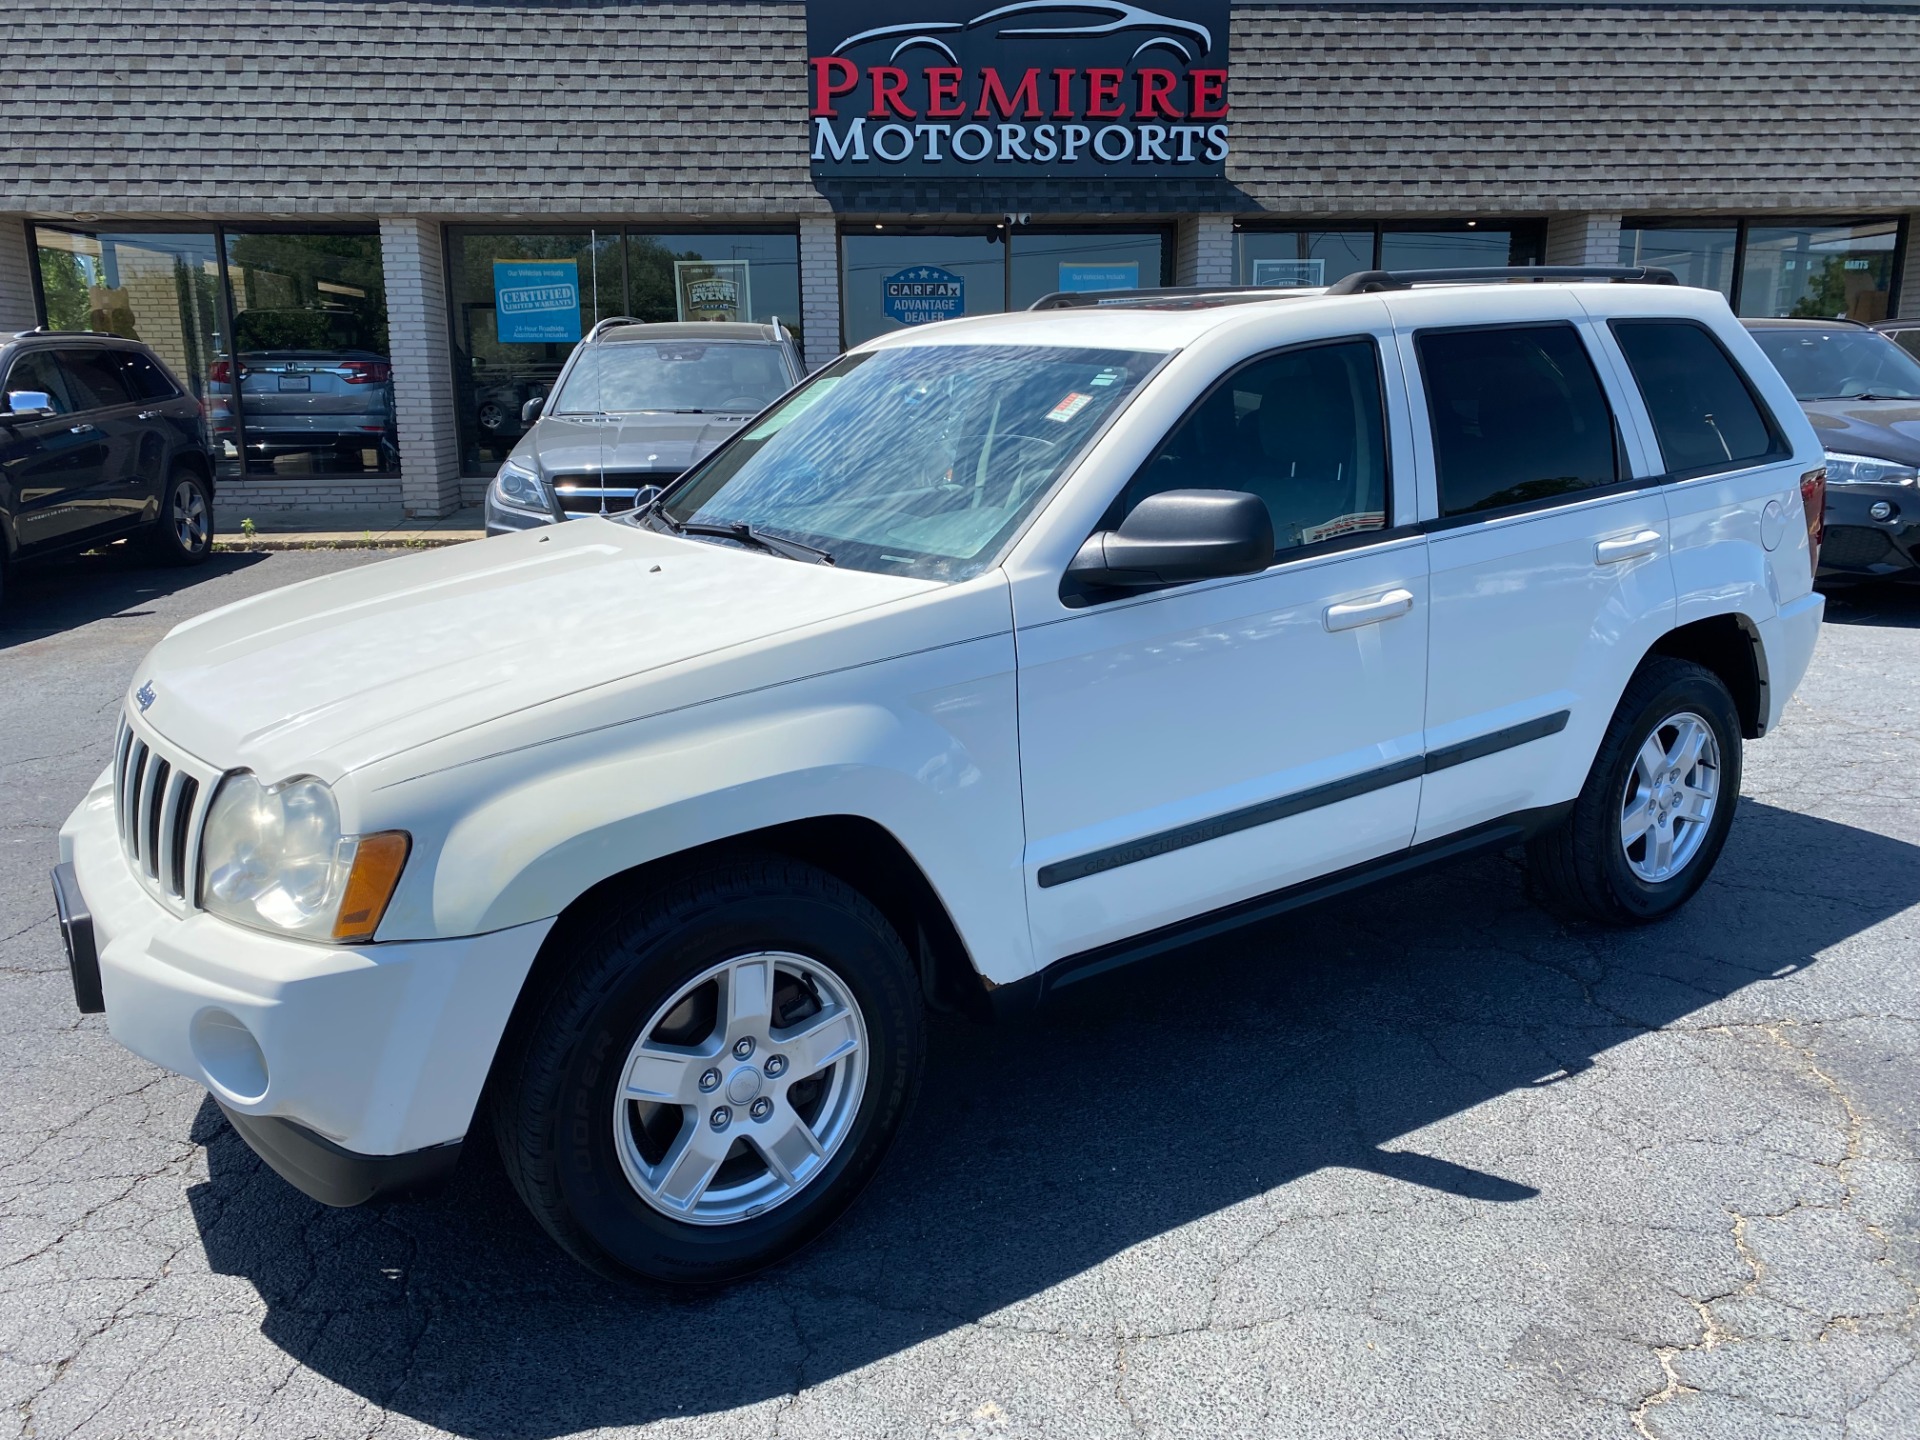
1740, 220, 1899, 322
1618, 223, 1738, 298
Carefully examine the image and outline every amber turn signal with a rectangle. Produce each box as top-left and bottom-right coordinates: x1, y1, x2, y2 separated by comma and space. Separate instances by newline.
331, 831, 411, 943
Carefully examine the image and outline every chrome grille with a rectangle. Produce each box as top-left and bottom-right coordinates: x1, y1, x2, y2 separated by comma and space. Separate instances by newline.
113, 712, 216, 909
551, 470, 678, 516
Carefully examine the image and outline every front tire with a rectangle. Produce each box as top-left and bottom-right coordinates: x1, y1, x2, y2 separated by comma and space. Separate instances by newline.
143, 466, 214, 565
489, 855, 924, 1285
1527, 657, 1743, 925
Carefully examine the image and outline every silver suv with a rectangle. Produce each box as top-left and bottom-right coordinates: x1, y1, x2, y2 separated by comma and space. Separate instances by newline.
484, 319, 802, 534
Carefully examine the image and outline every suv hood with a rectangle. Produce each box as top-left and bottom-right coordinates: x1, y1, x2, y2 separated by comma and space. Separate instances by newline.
132, 520, 937, 781
1803, 398, 1920, 467
519, 412, 755, 477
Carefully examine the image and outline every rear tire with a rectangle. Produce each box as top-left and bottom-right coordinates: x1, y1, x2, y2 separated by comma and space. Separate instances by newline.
143, 466, 214, 566
1527, 657, 1742, 925
489, 855, 924, 1286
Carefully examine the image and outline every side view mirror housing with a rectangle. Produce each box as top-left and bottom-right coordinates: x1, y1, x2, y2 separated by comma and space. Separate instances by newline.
1068, 489, 1275, 590
2, 390, 55, 422
520, 395, 545, 425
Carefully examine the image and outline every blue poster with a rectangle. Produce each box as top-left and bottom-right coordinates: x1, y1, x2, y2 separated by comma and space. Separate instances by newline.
494, 261, 581, 344
1059, 262, 1141, 293
883, 266, 965, 326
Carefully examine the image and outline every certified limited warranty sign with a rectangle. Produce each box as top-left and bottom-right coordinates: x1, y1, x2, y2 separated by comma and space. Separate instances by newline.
807, 0, 1230, 179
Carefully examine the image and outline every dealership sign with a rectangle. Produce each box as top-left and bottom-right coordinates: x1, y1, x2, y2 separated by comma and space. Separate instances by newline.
808, 1, 1230, 179
883, 266, 967, 324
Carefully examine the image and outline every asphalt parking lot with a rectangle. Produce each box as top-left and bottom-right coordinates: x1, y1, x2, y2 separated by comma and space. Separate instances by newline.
2, 545, 1915, 1440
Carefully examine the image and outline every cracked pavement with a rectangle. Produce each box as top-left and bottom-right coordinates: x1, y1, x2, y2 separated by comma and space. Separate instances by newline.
2, 547, 1916, 1439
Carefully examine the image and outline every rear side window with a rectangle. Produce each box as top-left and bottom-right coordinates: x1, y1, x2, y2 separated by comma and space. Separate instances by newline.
111, 351, 180, 402
1417, 324, 1619, 518
1611, 320, 1784, 476
1122, 338, 1389, 552
56, 349, 134, 410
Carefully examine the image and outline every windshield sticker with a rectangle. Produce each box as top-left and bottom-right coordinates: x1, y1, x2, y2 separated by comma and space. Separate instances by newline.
1089, 369, 1123, 386
1046, 392, 1094, 423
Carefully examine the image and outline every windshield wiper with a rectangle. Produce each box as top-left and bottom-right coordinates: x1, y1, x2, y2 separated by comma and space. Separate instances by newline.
649, 507, 833, 564
1837, 391, 1909, 401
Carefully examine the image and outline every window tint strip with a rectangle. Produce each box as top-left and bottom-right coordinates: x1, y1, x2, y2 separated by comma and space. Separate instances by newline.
1035, 709, 1572, 887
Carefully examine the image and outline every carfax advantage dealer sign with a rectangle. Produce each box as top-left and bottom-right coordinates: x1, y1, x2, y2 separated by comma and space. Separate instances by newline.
807, 1, 1231, 179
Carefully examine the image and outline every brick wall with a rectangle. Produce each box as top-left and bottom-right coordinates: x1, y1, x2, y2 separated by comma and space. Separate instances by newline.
799, 217, 840, 369
1176, 216, 1234, 287
379, 219, 462, 517
215, 477, 403, 513
1545, 214, 1625, 268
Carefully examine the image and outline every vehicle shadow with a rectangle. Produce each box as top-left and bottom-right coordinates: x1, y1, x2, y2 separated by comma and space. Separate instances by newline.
1819, 581, 1920, 629
186, 798, 1914, 1437
0, 544, 269, 649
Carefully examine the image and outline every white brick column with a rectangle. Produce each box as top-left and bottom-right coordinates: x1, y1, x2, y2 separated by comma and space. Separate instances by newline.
379, 218, 463, 517
1174, 215, 1233, 287
1898, 215, 1920, 319
1545, 213, 1624, 268
0, 218, 38, 332
799, 216, 841, 371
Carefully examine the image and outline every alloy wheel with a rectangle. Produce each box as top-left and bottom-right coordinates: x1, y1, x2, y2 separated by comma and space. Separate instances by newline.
1620, 710, 1721, 883
171, 480, 209, 553
612, 951, 869, 1226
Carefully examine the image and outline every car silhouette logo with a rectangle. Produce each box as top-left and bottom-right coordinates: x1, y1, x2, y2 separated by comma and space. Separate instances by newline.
135, 681, 156, 713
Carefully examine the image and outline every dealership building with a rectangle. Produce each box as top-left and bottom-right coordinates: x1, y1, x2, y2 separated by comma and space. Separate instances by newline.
2, 0, 1917, 519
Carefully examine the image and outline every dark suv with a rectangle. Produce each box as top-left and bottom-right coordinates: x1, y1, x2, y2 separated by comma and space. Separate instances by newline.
0, 329, 216, 609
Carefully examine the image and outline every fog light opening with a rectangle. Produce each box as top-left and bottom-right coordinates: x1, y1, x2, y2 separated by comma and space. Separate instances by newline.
190, 1008, 270, 1103
1869, 501, 1895, 522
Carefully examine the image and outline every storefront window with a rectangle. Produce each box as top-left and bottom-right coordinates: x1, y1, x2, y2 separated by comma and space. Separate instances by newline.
840, 228, 1168, 349
223, 232, 395, 476
1740, 220, 1900, 322
34, 227, 236, 476
1234, 222, 1543, 286
32, 225, 394, 480
1235, 230, 1372, 288
1621, 216, 1904, 320
1618, 223, 1738, 299
448, 227, 800, 472
1008, 231, 1168, 310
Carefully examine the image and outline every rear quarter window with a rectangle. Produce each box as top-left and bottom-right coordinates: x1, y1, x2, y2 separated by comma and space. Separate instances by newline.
1610, 319, 1786, 477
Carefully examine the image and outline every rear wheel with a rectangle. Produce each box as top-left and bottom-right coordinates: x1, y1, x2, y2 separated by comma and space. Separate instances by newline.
489, 855, 924, 1285
1528, 657, 1742, 925
143, 467, 214, 565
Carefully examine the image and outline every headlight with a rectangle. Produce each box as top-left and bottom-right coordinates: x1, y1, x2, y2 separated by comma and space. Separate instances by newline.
489, 459, 552, 516
1823, 451, 1918, 486
199, 773, 410, 943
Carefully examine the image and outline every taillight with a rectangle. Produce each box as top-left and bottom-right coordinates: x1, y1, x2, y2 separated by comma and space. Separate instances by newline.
340, 361, 392, 385
208, 360, 247, 384
1800, 466, 1826, 578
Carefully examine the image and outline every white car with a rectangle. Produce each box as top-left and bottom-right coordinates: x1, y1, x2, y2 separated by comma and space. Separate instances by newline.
54, 266, 1827, 1284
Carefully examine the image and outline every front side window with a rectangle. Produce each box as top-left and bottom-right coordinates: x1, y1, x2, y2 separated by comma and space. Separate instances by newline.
554, 341, 792, 417
652, 344, 1161, 581
1747, 326, 1920, 403
4, 351, 73, 413
112, 351, 179, 401
56, 350, 133, 411
1418, 324, 1619, 518
1611, 321, 1784, 475
1119, 339, 1389, 552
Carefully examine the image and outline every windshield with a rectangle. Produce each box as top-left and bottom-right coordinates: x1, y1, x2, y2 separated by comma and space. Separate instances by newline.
552, 340, 790, 415
1750, 327, 1920, 402
646, 343, 1163, 581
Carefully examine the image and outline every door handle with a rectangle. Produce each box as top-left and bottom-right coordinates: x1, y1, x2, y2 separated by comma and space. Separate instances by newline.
1596, 530, 1662, 564
68, 422, 96, 435
1324, 588, 1415, 632
137, 410, 162, 420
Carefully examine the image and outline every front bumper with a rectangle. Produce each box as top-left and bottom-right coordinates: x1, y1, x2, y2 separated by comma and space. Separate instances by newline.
58, 766, 553, 1194
1818, 485, 1920, 580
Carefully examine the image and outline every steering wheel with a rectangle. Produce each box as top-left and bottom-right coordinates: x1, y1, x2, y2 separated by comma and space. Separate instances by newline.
716, 394, 766, 412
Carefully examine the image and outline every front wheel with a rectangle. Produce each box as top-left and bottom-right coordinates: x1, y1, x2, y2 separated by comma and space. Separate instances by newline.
489, 856, 924, 1285
143, 467, 214, 565
1527, 657, 1743, 925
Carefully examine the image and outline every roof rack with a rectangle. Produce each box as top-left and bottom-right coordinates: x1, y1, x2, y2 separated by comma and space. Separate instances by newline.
583, 316, 644, 340
1028, 286, 1306, 312
1325, 265, 1679, 295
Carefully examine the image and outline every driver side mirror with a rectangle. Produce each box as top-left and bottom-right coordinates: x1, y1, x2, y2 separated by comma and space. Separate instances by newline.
2, 390, 55, 422
1068, 489, 1275, 590
520, 395, 545, 426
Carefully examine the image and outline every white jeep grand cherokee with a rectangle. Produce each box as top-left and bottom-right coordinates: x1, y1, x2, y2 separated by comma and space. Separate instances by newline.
54, 267, 1826, 1284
